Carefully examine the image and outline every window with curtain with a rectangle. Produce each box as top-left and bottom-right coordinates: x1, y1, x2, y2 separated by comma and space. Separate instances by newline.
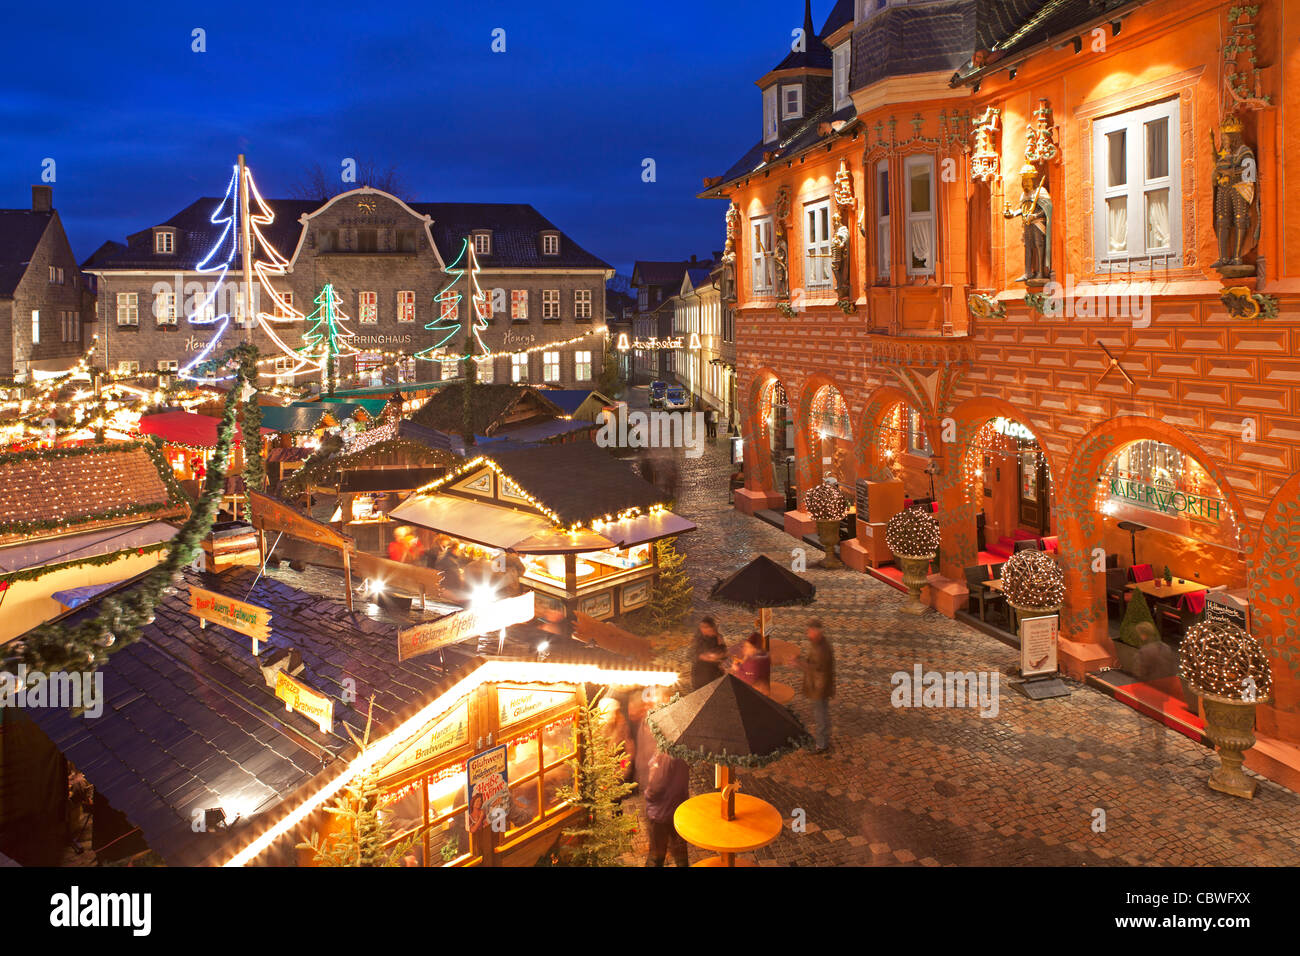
904, 156, 936, 276
803, 199, 832, 290
751, 217, 774, 294
1093, 98, 1180, 271
875, 161, 890, 280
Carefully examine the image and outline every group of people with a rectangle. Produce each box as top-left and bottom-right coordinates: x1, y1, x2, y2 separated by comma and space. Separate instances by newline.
386, 526, 527, 601
691, 614, 836, 754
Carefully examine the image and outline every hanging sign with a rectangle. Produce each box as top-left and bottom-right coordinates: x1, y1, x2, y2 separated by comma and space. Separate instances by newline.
497, 686, 575, 727
1019, 613, 1059, 678
397, 591, 535, 662
380, 698, 470, 779
189, 586, 272, 653
274, 671, 334, 733
466, 744, 510, 833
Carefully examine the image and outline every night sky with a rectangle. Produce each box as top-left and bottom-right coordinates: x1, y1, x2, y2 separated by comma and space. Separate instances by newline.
0, 0, 834, 277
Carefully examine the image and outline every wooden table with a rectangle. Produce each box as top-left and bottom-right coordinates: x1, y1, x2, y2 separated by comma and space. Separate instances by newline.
1127, 579, 1207, 602
673, 792, 783, 867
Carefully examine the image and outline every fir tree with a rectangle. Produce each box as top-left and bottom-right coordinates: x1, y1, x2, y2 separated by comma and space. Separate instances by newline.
1118, 586, 1158, 647
645, 536, 694, 629
556, 699, 636, 866
298, 701, 416, 867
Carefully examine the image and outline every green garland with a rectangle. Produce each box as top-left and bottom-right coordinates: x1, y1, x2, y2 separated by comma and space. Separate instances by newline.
234, 344, 267, 495
0, 540, 171, 588
4, 348, 250, 675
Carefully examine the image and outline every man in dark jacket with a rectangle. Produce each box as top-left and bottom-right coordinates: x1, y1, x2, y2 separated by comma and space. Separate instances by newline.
794, 618, 835, 753
643, 745, 690, 867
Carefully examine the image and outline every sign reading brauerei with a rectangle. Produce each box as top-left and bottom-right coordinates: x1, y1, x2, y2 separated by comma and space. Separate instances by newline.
397, 592, 535, 662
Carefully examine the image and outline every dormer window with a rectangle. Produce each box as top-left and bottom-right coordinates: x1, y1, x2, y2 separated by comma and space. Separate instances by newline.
472, 231, 492, 256
857, 0, 891, 20
154, 229, 175, 254
833, 43, 851, 110
541, 232, 560, 256
781, 85, 803, 120
763, 86, 778, 143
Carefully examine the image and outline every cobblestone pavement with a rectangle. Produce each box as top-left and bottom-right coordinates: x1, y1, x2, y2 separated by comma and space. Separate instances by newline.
621, 391, 1300, 867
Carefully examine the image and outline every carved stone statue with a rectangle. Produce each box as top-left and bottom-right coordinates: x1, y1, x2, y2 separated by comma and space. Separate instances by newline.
1003, 163, 1052, 283
721, 202, 739, 302
773, 229, 789, 299
1211, 114, 1260, 271
830, 211, 851, 302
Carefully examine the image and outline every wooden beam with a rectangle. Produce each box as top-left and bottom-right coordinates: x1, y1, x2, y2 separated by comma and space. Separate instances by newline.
350, 550, 445, 599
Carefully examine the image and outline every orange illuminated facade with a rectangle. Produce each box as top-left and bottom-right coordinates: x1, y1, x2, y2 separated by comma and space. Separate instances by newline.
705, 0, 1300, 786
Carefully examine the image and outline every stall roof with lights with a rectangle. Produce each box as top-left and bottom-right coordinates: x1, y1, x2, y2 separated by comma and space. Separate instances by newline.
138, 410, 275, 449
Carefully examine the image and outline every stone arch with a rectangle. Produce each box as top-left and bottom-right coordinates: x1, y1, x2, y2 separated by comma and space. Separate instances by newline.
794, 373, 853, 502
742, 368, 791, 494
1056, 415, 1252, 661
856, 383, 919, 481
1249, 470, 1300, 746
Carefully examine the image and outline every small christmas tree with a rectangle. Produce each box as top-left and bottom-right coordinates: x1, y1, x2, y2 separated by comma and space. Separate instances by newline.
1118, 587, 1158, 647
556, 700, 636, 866
298, 701, 416, 867
645, 536, 694, 629
299, 284, 358, 396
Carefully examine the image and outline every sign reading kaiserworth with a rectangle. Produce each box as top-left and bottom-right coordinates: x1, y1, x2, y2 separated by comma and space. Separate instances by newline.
274, 671, 334, 734
397, 591, 535, 662
189, 586, 272, 654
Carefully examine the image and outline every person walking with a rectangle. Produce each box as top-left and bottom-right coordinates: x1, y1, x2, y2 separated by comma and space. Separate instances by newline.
690, 615, 727, 690
643, 743, 690, 867
730, 631, 771, 696
705, 406, 718, 441
794, 618, 835, 754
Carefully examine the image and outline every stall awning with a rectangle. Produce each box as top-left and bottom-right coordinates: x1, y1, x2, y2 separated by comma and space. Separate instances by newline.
0, 520, 178, 574
597, 511, 697, 547
390, 494, 562, 552
139, 410, 274, 448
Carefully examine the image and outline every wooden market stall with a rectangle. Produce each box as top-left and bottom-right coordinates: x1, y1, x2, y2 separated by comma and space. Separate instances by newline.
390, 443, 696, 623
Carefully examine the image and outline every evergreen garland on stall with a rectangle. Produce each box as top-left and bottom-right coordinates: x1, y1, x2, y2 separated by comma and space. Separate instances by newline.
555, 699, 636, 866
233, 343, 267, 494
3, 349, 250, 676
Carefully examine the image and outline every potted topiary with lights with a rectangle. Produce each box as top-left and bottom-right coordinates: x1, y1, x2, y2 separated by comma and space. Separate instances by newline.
804, 477, 850, 568
1179, 620, 1273, 799
886, 507, 940, 614
1000, 549, 1066, 621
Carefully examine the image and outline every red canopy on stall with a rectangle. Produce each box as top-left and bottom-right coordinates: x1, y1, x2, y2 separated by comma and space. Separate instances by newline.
138, 410, 274, 449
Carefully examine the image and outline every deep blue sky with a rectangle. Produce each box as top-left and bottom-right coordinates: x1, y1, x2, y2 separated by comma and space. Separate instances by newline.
0, 1, 836, 277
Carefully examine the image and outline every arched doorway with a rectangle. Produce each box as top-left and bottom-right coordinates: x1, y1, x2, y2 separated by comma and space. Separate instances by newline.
806, 383, 855, 488
742, 371, 794, 499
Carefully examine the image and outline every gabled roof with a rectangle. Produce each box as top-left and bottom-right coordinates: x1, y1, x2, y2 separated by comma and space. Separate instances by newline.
22, 565, 480, 866
631, 260, 707, 289
0, 442, 189, 546
138, 410, 274, 448
704, 101, 836, 193
536, 388, 614, 417
819, 0, 855, 40
0, 209, 54, 297
410, 383, 565, 438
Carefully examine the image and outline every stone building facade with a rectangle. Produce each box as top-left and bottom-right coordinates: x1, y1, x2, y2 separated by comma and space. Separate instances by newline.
86, 187, 611, 389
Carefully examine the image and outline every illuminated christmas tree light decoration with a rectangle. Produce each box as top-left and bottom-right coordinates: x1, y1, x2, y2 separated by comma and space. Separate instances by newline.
885, 507, 940, 557
298, 284, 358, 395
416, 239, 490, 363
999, 548, 1065, 610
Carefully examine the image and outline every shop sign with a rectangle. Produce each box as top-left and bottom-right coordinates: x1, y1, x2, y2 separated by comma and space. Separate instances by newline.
1106, 477, 1223, 521
354, 334, 411, 346
397, 591, 535, 661
382, 698, 470, 778
466, 744, 509, 833
189, 586, 272, 653
497, 686, 574, 727
993, 417, 1035, 441
1206, 592, 1249, 631
274, 671, 334, 733
1019, 614, 1058, 678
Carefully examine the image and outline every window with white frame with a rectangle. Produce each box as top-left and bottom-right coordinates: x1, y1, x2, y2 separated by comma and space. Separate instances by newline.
440, 293, 459, 321
1093, 98, 1181, 270
273, 356, 296, 385
473, 232, 492, 256
751, 217, 774, 294
542, 350, 560, 382
904, 155, 936, 276
782, 85, 803, 121
574, 350, 592, 381
574, 289, 592, 320
116, 360, 139, 375
542, 289, 560, 320
397, 290, 416, 323
272, 291, 294, 318
359, 291, 377, 324
154, 230, 174, 254
157, 359, 179, 373
833, 44, 851, 111
511, 290, 528, 321
30, 310, 39, 345
763, 86, 778, 143
117, 292, 139, 326
155, 290, 177, 325
48, 266, 64, 284
542, 233, 560, 255
803, 200, 832, 290
61, 311, 79, 343
441, 356, 459, 381
475, 355, 494, 383
511, 353, 528, 382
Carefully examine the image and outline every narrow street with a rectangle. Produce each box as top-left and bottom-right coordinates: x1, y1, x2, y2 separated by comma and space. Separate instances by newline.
624, 400, 1300, 866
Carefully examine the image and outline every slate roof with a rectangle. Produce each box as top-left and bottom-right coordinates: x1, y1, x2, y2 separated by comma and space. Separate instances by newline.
23, 565, 481, 866
483, 443, 669, 527
769, 0, 832, 72
0, 443, 188, 546
0, 209, 54, 297
632, 260, 706, 290
536, 388, 606, 416
86, 195, 610, 273
853, 0, 977, 90
819, 0, 855, 40
707, 101, 836, 191
410, 383, 565, 438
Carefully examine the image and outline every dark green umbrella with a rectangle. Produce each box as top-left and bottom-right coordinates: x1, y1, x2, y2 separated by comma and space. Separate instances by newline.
708, 554, 816, 609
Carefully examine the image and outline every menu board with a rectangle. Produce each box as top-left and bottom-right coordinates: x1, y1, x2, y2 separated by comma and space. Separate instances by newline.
1019, 613, 1059, 678
1205, 592, 1249, 631
856, 479, 870, 523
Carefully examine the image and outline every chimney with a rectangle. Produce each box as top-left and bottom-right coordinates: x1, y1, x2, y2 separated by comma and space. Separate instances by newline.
689, 254, 698, 264
31, 185, 52, 213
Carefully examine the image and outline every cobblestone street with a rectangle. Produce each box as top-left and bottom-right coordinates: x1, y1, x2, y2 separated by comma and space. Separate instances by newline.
623, 403, 1300, 867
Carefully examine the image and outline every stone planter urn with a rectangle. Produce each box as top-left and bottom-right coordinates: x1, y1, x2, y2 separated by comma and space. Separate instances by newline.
895, 553, 932, 614
1197, 691, 1269, 799
815, 520, 843, 568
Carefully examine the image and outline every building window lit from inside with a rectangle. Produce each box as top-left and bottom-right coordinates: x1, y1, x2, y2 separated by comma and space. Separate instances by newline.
542, 289, 560, 320
30, 310, 39, 345
155, 291, 177, 325
804, 199, 832, 291
1093, 98, 1180, 271
475, 355, 494, 383
574, 289, 592, 320
908, 408, 931, 455
359, 291, 378, 324
397, 290, 416, 323
543, 350, 560, 383
511, 290, 528, 322
154, 230, 174, 254
356, 352, 383, 385
751, 217, 774, 294
574, 350, 592, 381
511, 353, 528, 382
441, 357, 458, 381
273, 357, 295, 385
904, 155, 936, 276
116, 292, 139, 326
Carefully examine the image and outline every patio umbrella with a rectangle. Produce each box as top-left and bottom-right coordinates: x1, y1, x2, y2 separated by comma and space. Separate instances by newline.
709, 554, 816, 664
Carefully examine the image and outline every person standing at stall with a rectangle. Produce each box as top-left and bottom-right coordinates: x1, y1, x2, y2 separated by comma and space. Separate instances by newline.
643, 742, 690, 867
793, 618, 835, 754
730, 632, 771, 696
691, 615, 727, 690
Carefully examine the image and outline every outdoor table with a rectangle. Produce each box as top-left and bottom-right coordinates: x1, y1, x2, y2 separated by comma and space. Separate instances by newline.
982, 579, 1019, 630
769, 681, 796, 705
673, 791, 783, 867
693, 856, 760, 867
1127, 579, 1206, 602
